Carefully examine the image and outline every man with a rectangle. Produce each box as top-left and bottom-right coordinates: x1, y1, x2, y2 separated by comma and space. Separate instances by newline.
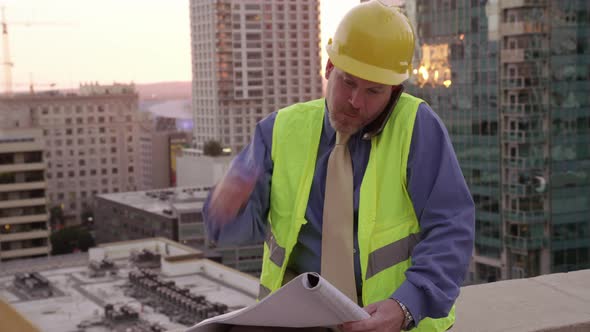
204, 1, 475, 331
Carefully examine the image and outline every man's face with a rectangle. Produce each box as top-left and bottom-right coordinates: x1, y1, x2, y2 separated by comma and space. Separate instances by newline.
325, 60, 394, 135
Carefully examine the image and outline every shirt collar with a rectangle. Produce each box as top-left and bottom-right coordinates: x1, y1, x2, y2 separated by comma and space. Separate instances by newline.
322, 85, 404, 143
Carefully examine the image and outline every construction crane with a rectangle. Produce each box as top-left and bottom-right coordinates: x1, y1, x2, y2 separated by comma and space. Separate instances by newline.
12, 75, 56, 94
1, 6, 13, 95
1, 6, 72, 95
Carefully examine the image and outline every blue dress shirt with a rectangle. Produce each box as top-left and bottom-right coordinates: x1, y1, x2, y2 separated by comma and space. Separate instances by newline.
203, 101, 475, 325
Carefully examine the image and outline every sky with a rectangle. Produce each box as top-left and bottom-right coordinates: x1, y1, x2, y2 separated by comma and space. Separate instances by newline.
3, 0, 359, 92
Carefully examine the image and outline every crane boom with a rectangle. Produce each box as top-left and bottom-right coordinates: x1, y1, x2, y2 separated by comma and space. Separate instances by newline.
0, 6, 72, 95
1, 6, 13, 95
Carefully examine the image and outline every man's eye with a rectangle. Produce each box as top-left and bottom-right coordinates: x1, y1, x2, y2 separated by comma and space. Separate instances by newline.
343, 79, 354, 87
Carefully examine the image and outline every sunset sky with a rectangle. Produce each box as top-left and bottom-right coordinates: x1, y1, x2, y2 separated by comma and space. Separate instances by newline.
3, 0, 359, 92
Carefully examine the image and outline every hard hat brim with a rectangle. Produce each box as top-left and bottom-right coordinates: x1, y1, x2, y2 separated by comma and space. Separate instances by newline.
327, 45, 410, 86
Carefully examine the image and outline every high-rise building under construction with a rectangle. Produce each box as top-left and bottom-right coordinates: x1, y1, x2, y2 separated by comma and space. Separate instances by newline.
189, 0, 323, 154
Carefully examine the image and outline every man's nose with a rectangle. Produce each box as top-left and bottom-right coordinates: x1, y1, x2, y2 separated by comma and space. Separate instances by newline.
348, 89, 364, 110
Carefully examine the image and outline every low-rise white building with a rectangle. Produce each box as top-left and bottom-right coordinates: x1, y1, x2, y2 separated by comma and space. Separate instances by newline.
0, 237, 258, 332
176, 148, 232, 188
95, 187, 263, 276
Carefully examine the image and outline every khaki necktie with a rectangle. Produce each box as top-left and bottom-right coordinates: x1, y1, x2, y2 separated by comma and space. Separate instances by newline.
321, 131, 357, 304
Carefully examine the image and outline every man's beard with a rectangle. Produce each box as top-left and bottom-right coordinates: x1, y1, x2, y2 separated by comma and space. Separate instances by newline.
328, 109, 362, 135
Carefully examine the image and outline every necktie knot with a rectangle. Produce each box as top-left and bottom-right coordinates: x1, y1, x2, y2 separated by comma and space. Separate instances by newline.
335, 131, 351, 146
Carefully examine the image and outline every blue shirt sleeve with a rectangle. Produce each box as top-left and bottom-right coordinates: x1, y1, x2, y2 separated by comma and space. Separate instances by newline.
392, 103, 475, 325
202, 112, 276, 246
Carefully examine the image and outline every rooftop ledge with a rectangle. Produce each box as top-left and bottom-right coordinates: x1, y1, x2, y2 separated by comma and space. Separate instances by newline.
170, 270, 590, 332
2, 267, 589, 332
453, 269, 590, 332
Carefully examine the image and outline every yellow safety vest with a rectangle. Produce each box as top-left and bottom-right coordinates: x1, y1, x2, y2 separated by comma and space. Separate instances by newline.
259, 93, 455, 331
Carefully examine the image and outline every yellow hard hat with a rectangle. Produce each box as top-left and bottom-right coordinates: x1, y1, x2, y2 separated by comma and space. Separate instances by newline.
326, 0, 415, 85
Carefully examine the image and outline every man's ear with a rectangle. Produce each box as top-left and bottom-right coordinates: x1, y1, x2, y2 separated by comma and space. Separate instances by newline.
325, 59, 335, 80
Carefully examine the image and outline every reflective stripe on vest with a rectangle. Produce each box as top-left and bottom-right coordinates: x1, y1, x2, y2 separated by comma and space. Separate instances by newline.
366, 232, 420, 279
266, 231, 286, 268
258, 283, 271, 300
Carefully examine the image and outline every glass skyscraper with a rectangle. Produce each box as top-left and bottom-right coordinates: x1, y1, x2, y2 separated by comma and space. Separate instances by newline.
406, 0, 589, 283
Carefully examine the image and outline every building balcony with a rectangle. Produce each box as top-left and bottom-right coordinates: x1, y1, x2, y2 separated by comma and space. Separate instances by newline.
475, 235, 503, 248
504, 235, 546, 250
470, 184, 500, 197
0, 245, 50, 259
0, 213, 49, 226
502, 131, 547, 144
503, 183, 531, 196
502, 183, 546, 199
504, 157, 548, 169
502, 77, 548, 90
501, 48, 549, 63
500, 22, 547, 36
472, 254, 502, 269
499, 0, 546, 9
551, 211, 589, 225
0, 162, 45, 173
551, 238, 590, 251
0, 181, 46, 193
503, 211, 547, 224
0, 229, 50, 242
501, 49, 526, 63
0, 197, 47, 210
0, 142, 42, 154
501, 104, 547, 115
461, 159, 500, 170
477, 211, 501, 223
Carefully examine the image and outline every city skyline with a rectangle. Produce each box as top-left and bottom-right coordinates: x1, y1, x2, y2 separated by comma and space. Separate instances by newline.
2, 0, 359, 92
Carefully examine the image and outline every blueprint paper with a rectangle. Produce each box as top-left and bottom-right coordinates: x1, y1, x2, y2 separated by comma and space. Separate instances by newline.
186, 273, 369, 331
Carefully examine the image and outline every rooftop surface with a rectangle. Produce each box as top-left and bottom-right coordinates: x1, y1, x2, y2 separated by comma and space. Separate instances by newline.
0, 238, 258, 332
97, 187, 209, 218
2, 238, 589, 332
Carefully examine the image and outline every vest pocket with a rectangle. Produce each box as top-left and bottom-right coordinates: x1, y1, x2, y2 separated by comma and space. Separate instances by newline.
371, 216, 416, 248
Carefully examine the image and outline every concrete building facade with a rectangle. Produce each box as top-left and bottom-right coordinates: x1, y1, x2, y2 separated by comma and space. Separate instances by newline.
138, 99, 193, 190
0, 84, 145, 224
138, 129, 191, 190
176, 148, 232, 188
0, 128, 50, 261
189, 0, 323, 153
